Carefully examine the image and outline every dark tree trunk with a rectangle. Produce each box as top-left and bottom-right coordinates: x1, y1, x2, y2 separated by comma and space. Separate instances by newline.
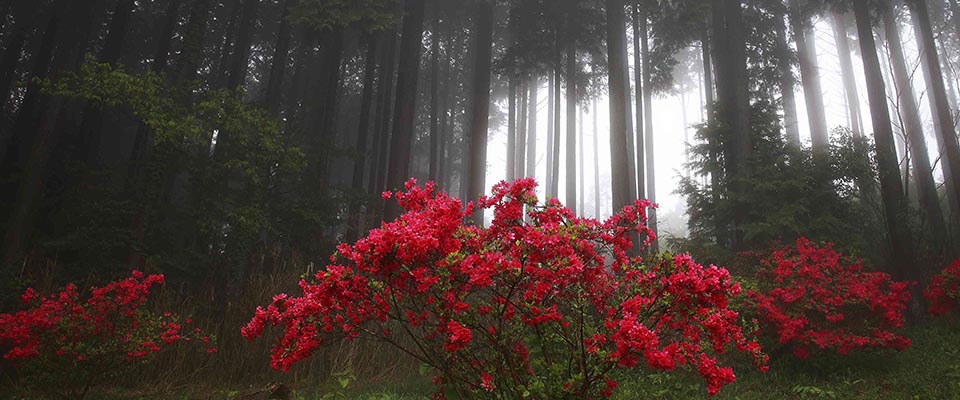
526, 77, 538, 182
605, 0, 633, 212
214, 0, 241, 88
632, 4, 645, 199
153, 0, 182, 74
773, 3, 800, 147
641, 8, 656, 250
429, 3, 442, 182
226, 0, 260, 93
832, 11, 864, 137
507, 77, 516, 181
711, 0, 751, 248
515, 78, 527, 179
551, 59, 561, 199
383, 0, 425, 220
467, 0, 493, 225
909, 0, 960, 222
546, 71, 555, 196
174, 0, 213, 85
789, 0, 829, 154
882, 5, 946, 238
264, 0, 293, 113
370, 29, 398, 196
99, 0, 136, 65
565, 40, 576, 214
345, 34, 380, 243
852, 0, 913, 277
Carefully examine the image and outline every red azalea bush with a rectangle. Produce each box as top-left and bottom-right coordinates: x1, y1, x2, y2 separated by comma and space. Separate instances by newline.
0, 271, 216, 400
242, 179, 766, 398
925, 257, 960, 316
746, 238, 911, 359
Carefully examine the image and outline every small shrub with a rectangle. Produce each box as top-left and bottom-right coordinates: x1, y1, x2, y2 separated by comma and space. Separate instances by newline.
0, 271, 216, 399
746, 238, 911, 359
243, 179, 766, 399
925, 257, 960, 316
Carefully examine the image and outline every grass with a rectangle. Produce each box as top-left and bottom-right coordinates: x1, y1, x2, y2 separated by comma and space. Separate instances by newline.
2, 317, 956, 400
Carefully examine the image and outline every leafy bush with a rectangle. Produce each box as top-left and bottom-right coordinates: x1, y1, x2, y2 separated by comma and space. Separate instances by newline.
925, 257, 960, 316
0, 271, 216, 399
746, 238, 911, 359
243, 179, 766, 398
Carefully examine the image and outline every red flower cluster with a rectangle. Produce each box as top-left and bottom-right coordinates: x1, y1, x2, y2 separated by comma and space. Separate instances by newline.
747, 238, 911, 358
924, 257, 960, 316
243, 179, 766, 398
0, 271, 215, 399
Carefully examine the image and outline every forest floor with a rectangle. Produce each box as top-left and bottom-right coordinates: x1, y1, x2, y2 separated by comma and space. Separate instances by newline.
3, 320, 957, 400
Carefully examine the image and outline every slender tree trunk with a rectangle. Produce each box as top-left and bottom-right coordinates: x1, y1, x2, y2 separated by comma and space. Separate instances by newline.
578, 103, 584, 212
546, 72, 555, 195
264, 0, 293, 113
789, 0, 829, 154
641, 9, 657, 250
565, 41, 576, 214
633, 4, 645, 199
527, 77, 538, 182
882, 5, 947, 238
153, 0, 182, 74
773, 4, 801, 147
516, 79, 527, 179
852, 0, 913, 279
384, 0, 425, 220
371, 29, 398, 195
832, 11, 864, 137
909, 0, 960, 222
606, 0, 633, 213
592, 98, 600, 218
429, 3, 442, 182
345, 34, 380, 243
226, 0, 260, 92
467, 0, 494, 225
507, 77, 516, 181
551, 57, 561, 200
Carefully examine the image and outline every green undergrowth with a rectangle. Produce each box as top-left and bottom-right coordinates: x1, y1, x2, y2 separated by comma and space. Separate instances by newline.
1, 319, 956, 400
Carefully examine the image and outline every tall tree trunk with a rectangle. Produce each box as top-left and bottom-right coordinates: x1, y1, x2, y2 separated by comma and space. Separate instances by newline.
605, 0, 633, 213
384, 0, 426, 220
526, 77, 538, 183
467, 0, 494, 225
578, 103, 584, 212
264, 0, 293, 113
592, 98, 600, 218
507, 77, 516, 181
909, 0, 960, 222
429, 3, 442, 182
99, 0, 136, 65
546, 71, 555, 195
882, 5, 947, 239
789, 0, 829, 154
852, 0, 913, 280
516, 79, 527, 179
641, 9, 657, 251
226, 0, 260, 93
632, 4, 645, 199
174, 0, 213, 85
832, 11, 864, 137
153, 0, 182, 74
214, 0, 241, 88
551, 57, 561, 200
712, 0, 751, 248
773, 3, 800, 147
345, 34, 380, 243
565, 40, 576, 214
371, 29, 398, 196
